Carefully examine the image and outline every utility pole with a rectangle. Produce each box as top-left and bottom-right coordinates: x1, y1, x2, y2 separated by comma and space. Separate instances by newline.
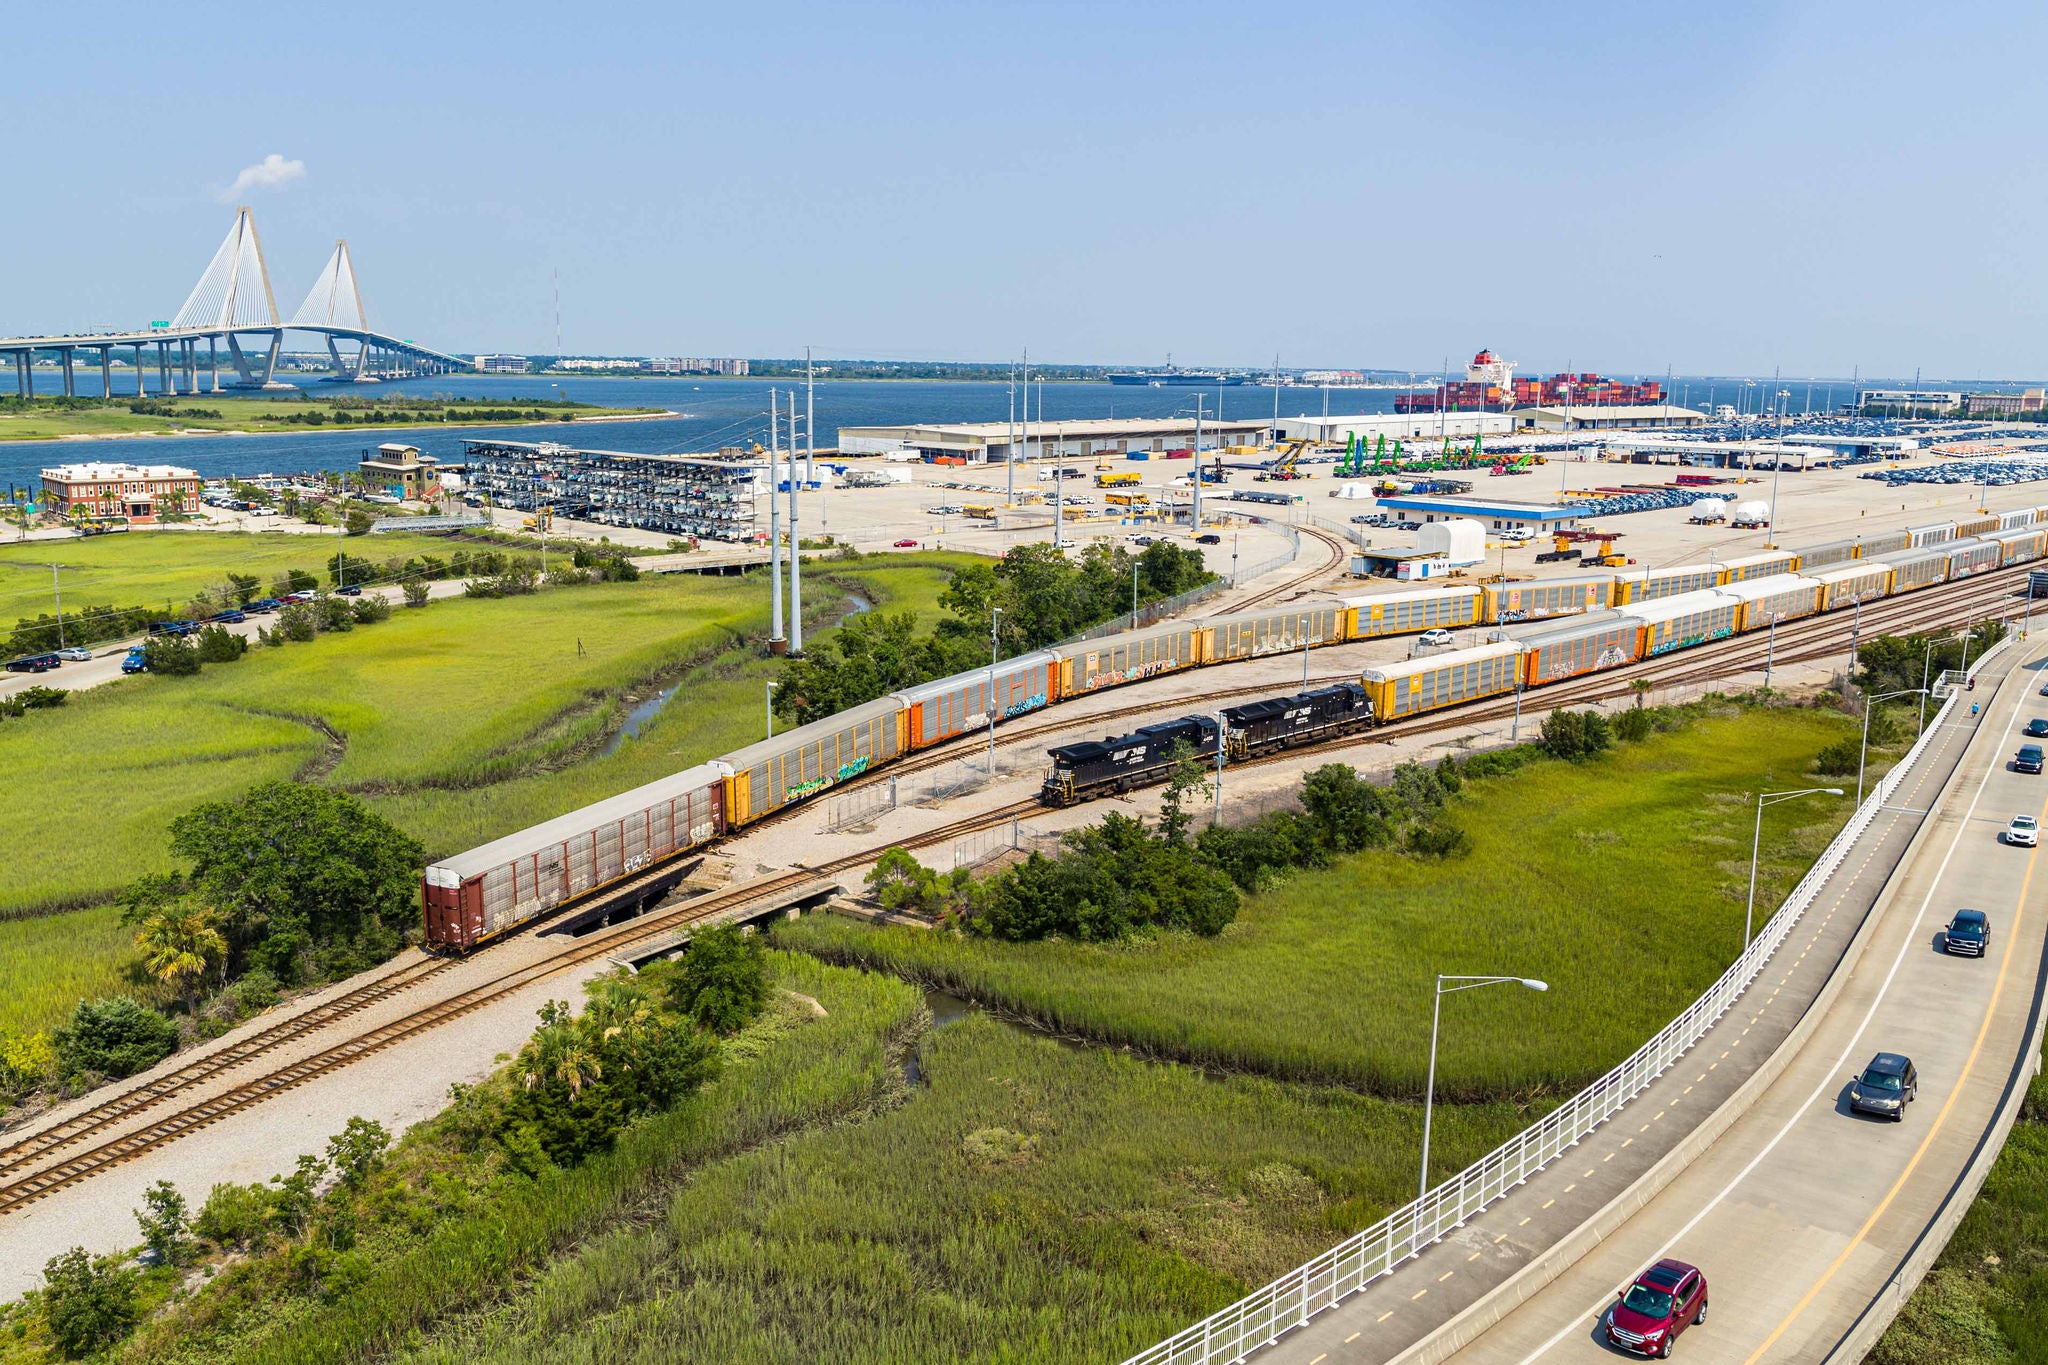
1214, 708, 1226, 821
988, 606, 1003, 776
50, 564, 64, 649
1301, 611, 1311, 687
1007, 360, 1017, 506
789, 391, 803, 656
1192, 394, 1205, 534
805, 346, 816, 485
768, 388, 785, 654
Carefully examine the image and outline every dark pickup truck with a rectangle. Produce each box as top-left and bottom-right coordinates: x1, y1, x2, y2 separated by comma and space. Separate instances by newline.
2018, 744, 2045, 775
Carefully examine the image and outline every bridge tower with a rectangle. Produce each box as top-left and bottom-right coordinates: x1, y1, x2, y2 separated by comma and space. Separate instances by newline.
171, 205, 285, 390
289, 240, 378, 381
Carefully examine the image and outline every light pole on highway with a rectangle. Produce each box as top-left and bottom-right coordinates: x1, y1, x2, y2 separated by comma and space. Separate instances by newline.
1420, 973, 1548, 1200
1859, 688, 1927, 807
1746, 788, 1844, 948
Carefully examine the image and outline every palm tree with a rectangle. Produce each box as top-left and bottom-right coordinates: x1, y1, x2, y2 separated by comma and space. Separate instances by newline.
1630, 678, 1653, 709
135, 907, 227, 1017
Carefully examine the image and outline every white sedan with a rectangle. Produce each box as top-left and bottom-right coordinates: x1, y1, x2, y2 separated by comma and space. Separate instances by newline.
2007, 814, 2039, 847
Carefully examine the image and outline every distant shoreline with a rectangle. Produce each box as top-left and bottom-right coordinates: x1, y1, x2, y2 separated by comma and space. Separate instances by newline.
0, 409, 679, 449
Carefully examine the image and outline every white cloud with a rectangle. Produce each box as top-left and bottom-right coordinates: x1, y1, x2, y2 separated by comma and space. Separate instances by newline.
218, 154, 306, 203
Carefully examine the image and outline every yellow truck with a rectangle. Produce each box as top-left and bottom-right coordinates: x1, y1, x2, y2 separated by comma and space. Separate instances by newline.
1095, 471, 1143, 488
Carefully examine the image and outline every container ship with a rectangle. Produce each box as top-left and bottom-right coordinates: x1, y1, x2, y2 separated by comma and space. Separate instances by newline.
1394, 349, 1663, 413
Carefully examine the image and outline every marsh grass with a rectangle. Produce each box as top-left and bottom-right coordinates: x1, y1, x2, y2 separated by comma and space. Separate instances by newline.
0, 906, 156, 1037
780, 708, 1869, 1100
378, 1007, 1530, 1365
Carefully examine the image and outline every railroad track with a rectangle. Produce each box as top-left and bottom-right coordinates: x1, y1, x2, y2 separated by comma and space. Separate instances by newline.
0, 800, 1041, 1215
0, 569, 2022, 1214
1228, 522, 1350, 612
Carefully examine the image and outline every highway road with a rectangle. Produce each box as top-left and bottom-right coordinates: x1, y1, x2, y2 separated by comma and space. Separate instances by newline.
1438, 642, 2048, 1364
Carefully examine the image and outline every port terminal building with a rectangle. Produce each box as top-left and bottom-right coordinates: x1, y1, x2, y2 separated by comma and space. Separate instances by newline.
1515, 404, 1707, 432
1278, 413, 1518, 444
1369, 495, 1589, 532
459, 439, 766, 542
835, 417, 1272, 463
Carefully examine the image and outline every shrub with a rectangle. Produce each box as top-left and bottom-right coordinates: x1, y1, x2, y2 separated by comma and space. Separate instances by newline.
0, 1029, 56, 1098
52, 997, 180, 1083
193, 623, 247, 663
135, 1180, 188, 1265
970, 811, 1239, 942
402, 579, 431, 608
350, 595, 392, 624
141, 634, 201, 676
278, 602, 318, 642
40, 1248, 137, 1358
326, 1115, 392, 1191
1540, 707, 1613, 761
317, 595, 355, 632
1405, 819, 1474, 859
1613, 707, 1654, 743
662, 925, 770, 1035
194, 1180, 274, 1250
1815, 737, 1862, 776
1300, 763, 1400, 851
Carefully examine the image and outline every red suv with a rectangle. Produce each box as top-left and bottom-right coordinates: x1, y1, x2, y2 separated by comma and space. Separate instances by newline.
1606, 1258, 1707, 1357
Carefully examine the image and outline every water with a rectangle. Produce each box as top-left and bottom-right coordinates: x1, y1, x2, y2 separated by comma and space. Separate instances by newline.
599, 591, 873, 758
0, 375, 1401, 494
905, 988, 988, 1086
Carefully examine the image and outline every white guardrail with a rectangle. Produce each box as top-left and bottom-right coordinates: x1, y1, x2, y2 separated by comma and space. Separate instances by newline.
1122, 651, 1996, 1365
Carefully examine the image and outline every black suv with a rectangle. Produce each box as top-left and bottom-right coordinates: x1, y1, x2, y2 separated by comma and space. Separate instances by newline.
1944, 909, 1990, 957
1850, 1053, 1918, 1121
2018, 745, 2046, 775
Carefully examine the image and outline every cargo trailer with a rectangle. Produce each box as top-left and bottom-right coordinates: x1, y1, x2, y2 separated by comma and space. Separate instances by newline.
1955, 515, 1999, 540
1999, 508, 2039, 532
1794, 538, 1858, 571
1612, 563, 1721, 606
1340, 585, 1484, 639
424, 763, 726, 952
1052, 618, 1205, 694
1507, 609, 1643, 685
1987, 527, 2046, 566
894, 651, 1058, 749
1616, 588, 1739, 656
1907, 521, 1956, 549
1715, 573, 1823, 631
1944, 537, 2001, 579
1806, 562, 1891, 611
1361, 641, 1522, 719
1718, 550, 1799, 584
1871, 546, 1949, 593
1857, 530, 1910, 557
719, 695, 906, 826
1484, 572, 1614, 623
1204, 603, 1343, 662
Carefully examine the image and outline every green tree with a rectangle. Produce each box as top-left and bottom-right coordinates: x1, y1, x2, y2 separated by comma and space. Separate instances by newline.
40, 1248, 136, 1358
135, 1180, 188, 1265
277, 602, 318, 642
51, 998, 179, 1083
325, 1116, 392, 1191
164, 783, 425, 982
194, 623, 247, 663
224, 572, 261, 605
343, 508, 373, 536
269, 1153, 326, 1238
134, 905, 226, 1016
142, 633, 201, 675
402, 579, 431, 608
1540, 708, 1612, 761
664, 926, 770, 1034
1157, 739, 1211, 846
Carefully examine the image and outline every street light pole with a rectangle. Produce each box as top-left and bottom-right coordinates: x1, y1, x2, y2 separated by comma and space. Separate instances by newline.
1746, 787, 1845, 947
1301, 611, 1311, 687
1421, 974, 1548, 1200
765, 680, 777, 740
1859, 687, 1927, 807
1764, 612, 1780, 691
1214, 707, 1226, 822
988, 606, 1003, 776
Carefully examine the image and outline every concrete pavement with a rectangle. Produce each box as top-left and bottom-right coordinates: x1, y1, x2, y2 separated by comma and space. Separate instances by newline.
1241, 644, 2038, 1365
1434, 641, 2048, 1364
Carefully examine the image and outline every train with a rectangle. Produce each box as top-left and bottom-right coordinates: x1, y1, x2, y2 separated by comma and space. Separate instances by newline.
422, 512, 2046, 951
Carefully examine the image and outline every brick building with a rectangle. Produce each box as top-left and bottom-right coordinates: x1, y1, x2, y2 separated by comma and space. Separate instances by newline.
40, 462, 203, 523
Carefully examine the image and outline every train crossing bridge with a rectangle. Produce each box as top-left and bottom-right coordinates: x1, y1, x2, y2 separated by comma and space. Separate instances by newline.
1, 206, 471, 398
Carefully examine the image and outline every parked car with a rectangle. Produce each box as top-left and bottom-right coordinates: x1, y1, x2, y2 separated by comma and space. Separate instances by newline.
1849, 1052, 1919, 1120
4, 653, 60, 673
247, 598, 282, 614
1418, 628, 1455, 648
121, 650, 148, 674
2006, 816, 2038, 848
282, 591, 316, 603
148, 620, 199, 637
1194, 533, 1222, 545
55, 646, 93, 662
209, 609, 248, 624
892, 539, 919, 548
2018, 744, 2045, 774
1499, 527, 1538, 543
1349, 514, 1377, 525
1397, 520, 1423, 531
2026, 718, 2048, 738
336, 585, 363, 597
1944, 908, 1991, 956
1606, 1258, 1708, 1357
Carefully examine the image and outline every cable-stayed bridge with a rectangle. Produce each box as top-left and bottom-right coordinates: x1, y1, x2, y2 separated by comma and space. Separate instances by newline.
2, 207, 472, 398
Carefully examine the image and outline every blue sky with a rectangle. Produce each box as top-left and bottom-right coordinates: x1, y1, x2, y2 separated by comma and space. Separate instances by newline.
4, 2, 2042, 376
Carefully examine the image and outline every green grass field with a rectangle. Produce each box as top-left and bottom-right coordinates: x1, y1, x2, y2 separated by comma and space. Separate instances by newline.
779, 707, 1867, 1100
0, 395, 656, 443
0, 554, 972, 920
0, 529, 479, 630
0, 906, 159, 1038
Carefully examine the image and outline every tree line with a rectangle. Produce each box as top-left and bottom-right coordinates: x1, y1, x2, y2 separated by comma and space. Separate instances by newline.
772, 541, 1212, 726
